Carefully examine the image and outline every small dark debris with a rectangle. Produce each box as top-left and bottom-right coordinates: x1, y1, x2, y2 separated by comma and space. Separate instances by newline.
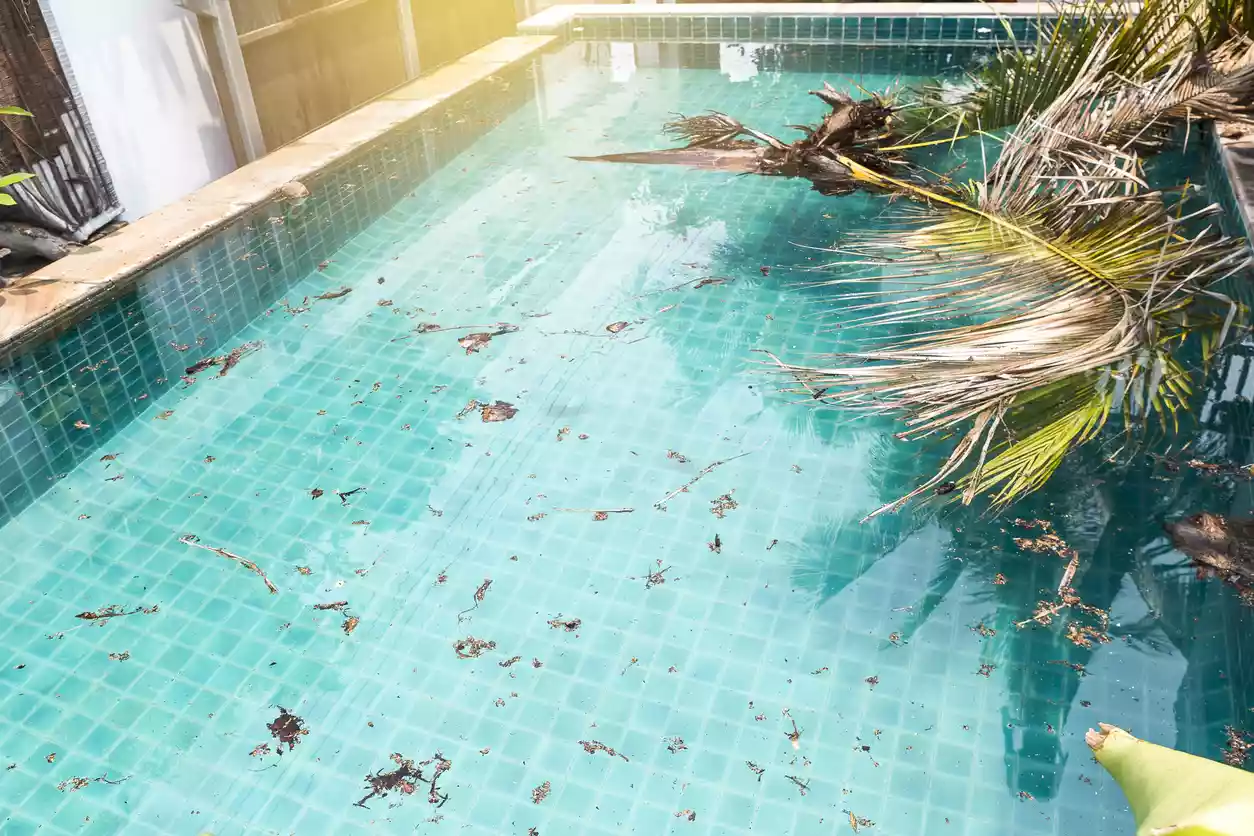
667, 450, 690, 464
107, 651, 130, 662
56, 773, 129, 792
547, 616, 580, 632
343, 615, 360, 635
296, 566, 312, 576
579, 740, 628, 761
532, 658, 543, 668
250, 743, 271, 757
864, 676, 879, 689
785, 715, 803, 749
786, 775, 809, 796
666, 737, 687, 754
710, 491, 738, 519
645, 562, 671, 589
311, 488, 324, 499
184, 341, 262, 378
848, 813, 875, 832
977, 663, 996, 677
314, 286, 352, 300
675, 809, 696, 821
746, 761, 765, 781
993, 573, 1007, 585
1018, 791, 1034, 801
336, 486, 366, 506
708, 534, 722, 554
972, 623, 996, 638
267, 707, 309, 754
499, 656, 522, 668
457, 579, 493, 622
75, 604, 158, 624
694, 277, 728, 289
531, 781, 551, 804
934, 482, 956, 496
453, 636, 496, 659
313, 601, 349, 612
353, 753, 422, 809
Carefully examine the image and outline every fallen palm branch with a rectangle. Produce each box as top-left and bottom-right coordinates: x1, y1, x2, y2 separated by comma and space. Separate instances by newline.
180, 534, 278, 594
895, 0, 1225, 140
768, 82, 1250, 516
574, 85, 911, 196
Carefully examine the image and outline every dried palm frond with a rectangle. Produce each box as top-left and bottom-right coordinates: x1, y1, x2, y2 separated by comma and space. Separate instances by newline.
662, 112, 774, 149
575, 86, 908, 196
770, 110, 1249, 517
895, 0, 1205, 139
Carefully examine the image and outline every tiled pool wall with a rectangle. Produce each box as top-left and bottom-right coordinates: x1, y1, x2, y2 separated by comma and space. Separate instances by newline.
0, 58, 534, 527
1, 10, 1251, 767
567, 12, 1037, 43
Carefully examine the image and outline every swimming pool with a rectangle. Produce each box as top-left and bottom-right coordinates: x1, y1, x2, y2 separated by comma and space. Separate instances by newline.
1, 35, 1251, 836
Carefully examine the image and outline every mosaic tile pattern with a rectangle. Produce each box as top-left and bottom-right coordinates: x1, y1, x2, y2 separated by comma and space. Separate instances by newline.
0, 40, 1252, 836
572, 14, 1039, 44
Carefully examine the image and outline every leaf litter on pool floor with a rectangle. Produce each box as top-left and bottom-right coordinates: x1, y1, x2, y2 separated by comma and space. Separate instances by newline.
353, 752, 451, 809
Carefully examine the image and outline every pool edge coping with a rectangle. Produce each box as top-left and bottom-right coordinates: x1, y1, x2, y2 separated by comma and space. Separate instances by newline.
0, 33, 558, 360
517, 2, 1098, 33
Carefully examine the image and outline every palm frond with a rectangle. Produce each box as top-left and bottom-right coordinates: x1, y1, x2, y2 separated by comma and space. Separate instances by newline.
772, 139, 1249, 517
895, 0, 1206, 140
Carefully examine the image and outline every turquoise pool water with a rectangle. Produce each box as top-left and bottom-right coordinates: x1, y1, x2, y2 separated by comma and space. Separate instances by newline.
1, 41, 1252, 836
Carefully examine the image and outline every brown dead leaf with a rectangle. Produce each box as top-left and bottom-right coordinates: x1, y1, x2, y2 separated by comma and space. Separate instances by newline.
458, 332, 494, 354
481, 401, 517, 422
606, 321, 629, 333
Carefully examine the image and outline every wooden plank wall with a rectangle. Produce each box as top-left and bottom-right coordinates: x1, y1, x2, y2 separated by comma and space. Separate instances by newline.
411, 0, 519, 70
229, 0, 519, 152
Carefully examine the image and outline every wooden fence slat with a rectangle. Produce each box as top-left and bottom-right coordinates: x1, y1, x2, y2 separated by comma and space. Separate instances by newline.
238, 0, 376, 46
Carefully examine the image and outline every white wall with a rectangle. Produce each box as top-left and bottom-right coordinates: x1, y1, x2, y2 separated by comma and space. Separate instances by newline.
45, 0, 237, 219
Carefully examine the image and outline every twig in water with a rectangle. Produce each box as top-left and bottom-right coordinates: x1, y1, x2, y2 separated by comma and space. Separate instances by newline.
654, 447, 760, 510
457, 579, 493, 623
179, 535, 278, 594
